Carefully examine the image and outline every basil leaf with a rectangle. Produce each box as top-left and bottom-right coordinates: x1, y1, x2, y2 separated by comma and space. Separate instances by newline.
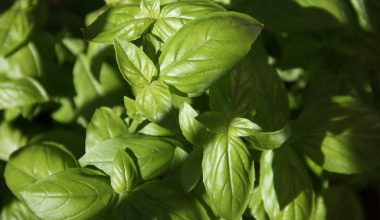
249, 186, 269, 220
247, 40, 289, 131
0, 2, 34, 56
0, 76, 48, 110
179, 103, 211, 146
85, 106, 128, 150
244, 124, 292, 150
260, 147, 313, 220
4, 143, 78, 198
111, 150, 138, 194
0, 122, 27, 161
114, 38, 157, 88
196, 111, 228, 133
311, 186, 364, 220
140, 0, 160, 18
203, 132, 254, 219
128, 181, 210, 219
85, 5, 154, 44
152, 1, 225, 41
209, 58, 256, 117
136, 80, 172, 123
0, 197, 39, 220
293, 96, 380, 174
159, 12, 263, 96
228, 117, 261, 137
181, 147, 203, 192
19, 168, 117, 220
79, 134, 175, 180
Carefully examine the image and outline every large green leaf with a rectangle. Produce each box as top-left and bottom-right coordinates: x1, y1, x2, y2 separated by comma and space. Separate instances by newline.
114, 38, 157, 88
159, 12, 262, 96
293, 96, 380, 174
209, 58, 256, 118
136, 80, 172, 123
79, 134, 175, 180
152, 1, 225, 41
249, 186, 269, 220
247, 40, 289, 131
0, 76, 48, 110
85, 4, 154, 44
237, 0, 353, 32
127, 181, 210, 219
4, 143, 78, 198
260, 147, 313, 220
0, 2, 34, 56
19, 168, 117, 220
0, 122, 27, 161
203, 132, 254, 219
310, 186, 364, 220
85, 106, 128, 150
0, 197, 39, 220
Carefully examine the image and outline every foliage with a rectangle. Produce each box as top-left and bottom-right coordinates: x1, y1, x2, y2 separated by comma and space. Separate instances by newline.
1, 0, 380, 219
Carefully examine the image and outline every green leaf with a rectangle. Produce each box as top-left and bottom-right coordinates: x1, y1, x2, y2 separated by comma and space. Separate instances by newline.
128, 181, 210, 219
293, 96, 380, 174
196, 111, 228, 133
247, 40, 289, 131
152, 1, 225, 41
85, 5, 155, 44
19, 168, 117, 220
244, 124, 292, 150
181, 147, 203, 192
0, 3, 34, 56
203, 132, 254, 219
79, 134, 175, 180
86, 107, 128, 150
4, 142, 78, 198
260, 147, 313, 220
114, 38, 157, 88
311, 186, 364, 220
209, 59, 256, 117
0, 122, 27, 161
111, 150, 138, 194
0, 197, 39, 220
136, 80, 172, 123
140, 0, 160, 18
0, 76, 48, 110
228, 117, 261, 137
179, 103, 211, 146
249, 186, 269, 220
159, 12, 263, 96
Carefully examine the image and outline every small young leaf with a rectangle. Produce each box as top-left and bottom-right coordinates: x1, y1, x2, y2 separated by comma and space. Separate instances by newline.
19, 168, 117, 220
159, 12, 263, 96
244, 124, 292, 150
85, 106, 128, 150
114, 38, 157, 88
228, 117, 261, 137
0, 122, 27, 161
136, 80, 172, 123
5, 143, 78, 198
111, 150, 138, 194
0, 76, 48, 109
203, 132, 254, 219
179, 103, 211, 146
